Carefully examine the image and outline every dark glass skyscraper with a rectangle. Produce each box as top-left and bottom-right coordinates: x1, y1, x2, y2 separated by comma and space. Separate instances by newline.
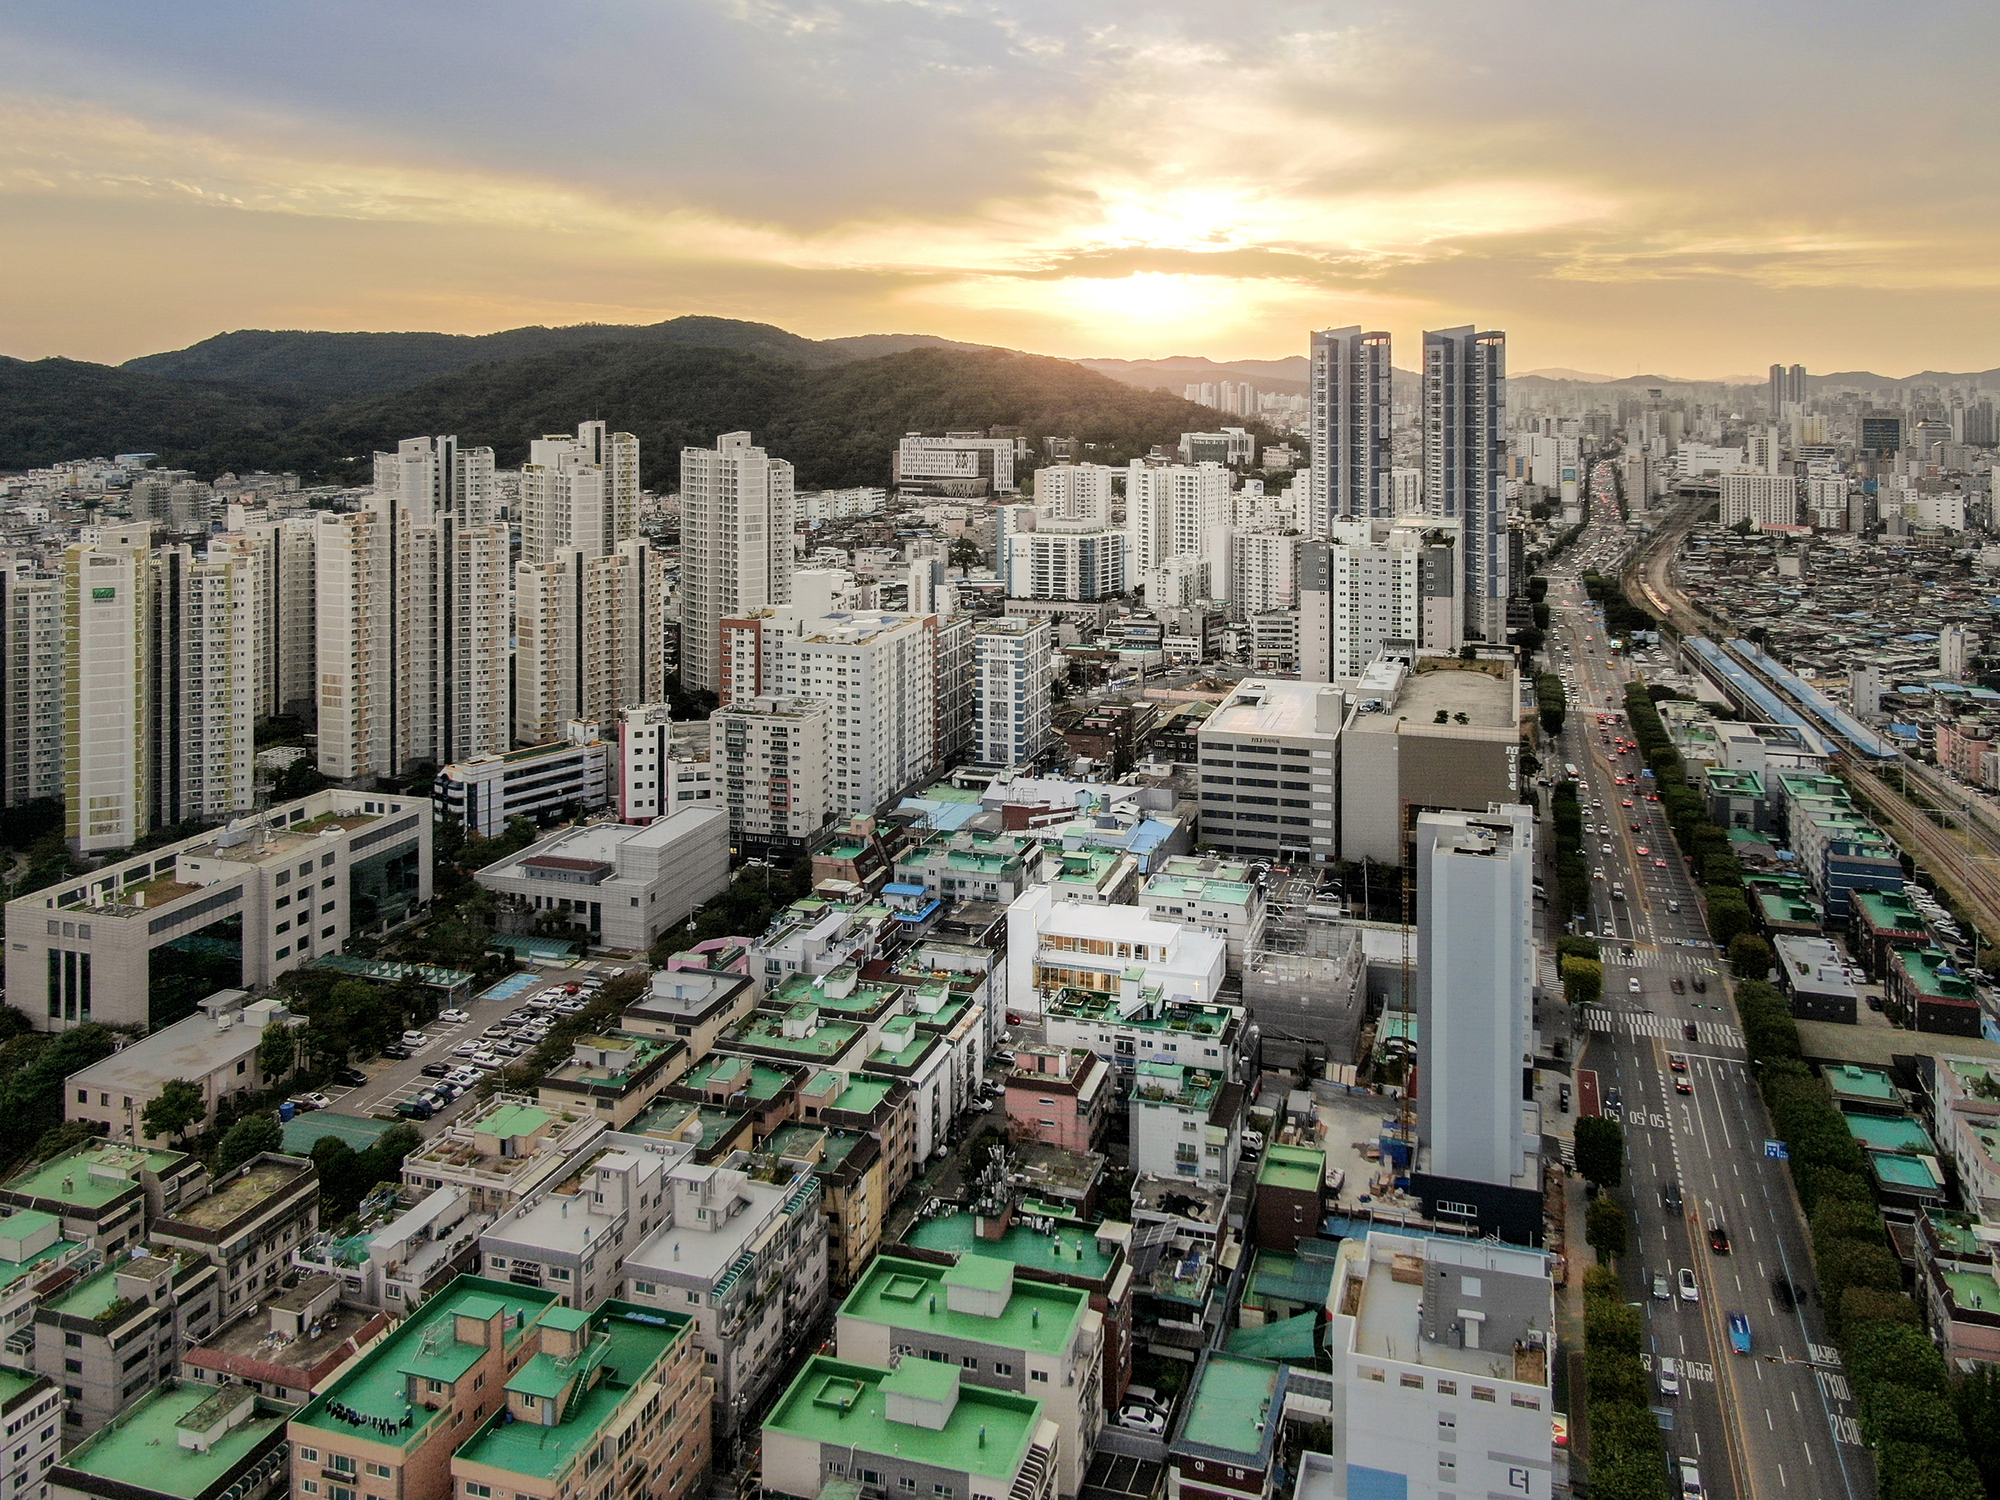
1309, 325, 1393, 534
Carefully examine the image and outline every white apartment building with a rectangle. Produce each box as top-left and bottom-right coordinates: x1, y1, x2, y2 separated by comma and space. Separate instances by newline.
62, 538, 149, 853
622, 1151, 830, 1440
1414, 806, 1537, 1193
615, 702, 698, 823
1719, 471, 1801, 529
513, 540, 669, 743
433, 726, 610, 839
1677, 442, 1744, 479
1137, 855, 1267, 975
774, 612, 937, 818
1128, 1062, 1241, 1190
1002, 524, 1128, 602
1004, 887, 1227, 1018
0, 565, 64, 810
972, 617, 1051, 769
797, 487, 885, 523
1228, 531, 1302, 614
150, 545, 259, 832
711, 696, 835, 854
1194, 678, 1342, 864
209, 515, 318, 722
519, 420, 639, 565
1032, 464, 1114, 526
6, 789, 432, 1031
1322, 1231, 1555, 1500
1127, 461, 1230, 589
1298, 519, 1462, 683
895, 432, 1018, 496
680, 432, 796, 695
1390, 466, 1422, 510
314, 438, 512, 780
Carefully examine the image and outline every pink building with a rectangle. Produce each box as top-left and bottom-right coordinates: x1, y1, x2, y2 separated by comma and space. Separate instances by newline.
1006, 1047, 1114, 1154
1938, 723, 1993, 785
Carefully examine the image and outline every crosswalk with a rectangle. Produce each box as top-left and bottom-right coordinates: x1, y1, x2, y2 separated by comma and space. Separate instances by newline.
1580, 1006, 1743, 1048
1601, 946, 1720, 972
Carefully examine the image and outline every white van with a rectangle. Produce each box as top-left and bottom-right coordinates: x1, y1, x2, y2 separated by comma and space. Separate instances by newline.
1628, 977, 1642, 994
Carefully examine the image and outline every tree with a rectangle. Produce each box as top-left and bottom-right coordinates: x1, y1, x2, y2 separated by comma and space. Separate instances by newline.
1561, 955, 1603, 1006
275, 755, 331, 800
258, 1021, 297, 1084
1586, 1194, 1629, 1262
141, 1079, 206, 1143
214, 1113, 283, 1176
1729, 933, 1775, 979
1575, 1115, 1625, 1189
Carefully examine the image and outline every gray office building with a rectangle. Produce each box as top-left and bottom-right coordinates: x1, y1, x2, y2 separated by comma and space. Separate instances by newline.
1422, 325, 1508, 640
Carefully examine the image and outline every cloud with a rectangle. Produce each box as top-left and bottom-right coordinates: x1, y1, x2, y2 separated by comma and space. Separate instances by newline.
1, 0, 1998, 369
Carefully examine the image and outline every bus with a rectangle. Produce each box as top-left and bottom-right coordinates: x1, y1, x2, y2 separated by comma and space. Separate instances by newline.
1564, 762, 1579, 778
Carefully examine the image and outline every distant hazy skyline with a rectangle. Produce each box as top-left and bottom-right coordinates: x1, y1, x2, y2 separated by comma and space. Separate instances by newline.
5, 1, 1998, 378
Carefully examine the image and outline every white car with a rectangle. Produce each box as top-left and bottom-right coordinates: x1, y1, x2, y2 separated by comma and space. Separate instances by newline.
400, 1030, 429, 1049
446, 1067, 482, 1087
1115, 1403, 1167, 1436
438, 1009, 470, 1024
470, 1051, 506, 1070
1678, 1268, 1699, 1303
452, 1041, 485, 1058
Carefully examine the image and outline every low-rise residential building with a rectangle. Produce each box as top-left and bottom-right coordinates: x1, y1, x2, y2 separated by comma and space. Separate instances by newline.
1043, 847, 1142, 907
1005, 1049, 1114, 1155
1927, 1056, 2000, 1215
401, 1097, 607, 1217
0, 1142, 207, 1260
287, 1277, 560, 1500
50, 1380, 288, 1500
1043, 989, 1246, 1085
1128, 1064, 1243, 1190
762, 1123, 886, 1290
837, 1252, 1102, 1497
1773, 934, 1860, 1025
1850, 889, 1931, 978
1886, 946, 1983, 1036
1914, 1209, 2000, 1367
0, 1370, 59, 1500
1137, 857, 1267, 975
761, 1357, 1059, 1500
180, 1274, 388, 1405
1005, 890, 1227, 1019
0, 1212, 90, 1367
894, 831, 1046, 906
5, 790, 432, 1032
290, 1186, 487, 1315
151, 1154, 318, 1324
1167, 1352, 1287, 1500
63, 993, 293, 1142
480, 1135, 690, 1310
535, 1031, 688, 1129
433, 731, 610, 840
621, 967, 761, 1052
1322, 1231, 1555, 1500
797, 1072, 920, 1206
448, 1299, 710, 1500
753, 896, 892, 984
622, 1151, 830, 1444
34, 1248, 222, 1438
1252, 1145, 1329, 1253
474, 810, 731, 954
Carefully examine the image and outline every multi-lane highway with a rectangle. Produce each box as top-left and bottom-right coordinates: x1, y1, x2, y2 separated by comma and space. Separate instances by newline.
1546, 505, 1875, 1500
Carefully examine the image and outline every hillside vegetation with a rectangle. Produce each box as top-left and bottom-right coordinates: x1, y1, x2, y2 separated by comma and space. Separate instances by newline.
3, 341, 1268, 490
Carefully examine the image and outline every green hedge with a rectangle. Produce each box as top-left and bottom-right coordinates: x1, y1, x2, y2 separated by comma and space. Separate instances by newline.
1582, 1268, 1668, 1499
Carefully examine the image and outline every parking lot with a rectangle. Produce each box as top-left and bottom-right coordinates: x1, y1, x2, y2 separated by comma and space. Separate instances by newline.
290, 959, 641, 1135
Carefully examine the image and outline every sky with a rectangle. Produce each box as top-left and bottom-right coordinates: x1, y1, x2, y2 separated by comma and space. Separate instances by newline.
4, 1, 1999, 378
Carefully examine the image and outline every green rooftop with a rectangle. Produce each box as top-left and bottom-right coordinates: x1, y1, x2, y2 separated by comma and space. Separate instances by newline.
1842, 1110, 1934, 1154
904, 1213, 1115, 1280
1224, 1311, 1319, 1361
1854, 889, 1927, 931
49, 1263, 146, 1322
1257, 1145, 1324, 1196
297, 1276, 558, 1444
4, 1142, 185, 1211
866, 1017, 938, 1070
841, 1254, 1085, 1355
477, 1104, 554, 1139
0, 1212, 77, 1291
829, 1077, 896, 1115
1869, 1150, 1943, 1192
1822, 1063, 1898, 1103
630, 1098, 747, 1152
1889, 947, 1976, 1000
763, 1357, 1041, 1481
681, 1054, 796, 1102
1244, 1247, 1338, 1312
1927, 1210, 1989, 1259
728, 1009, 864, 1060
56, 1381, 285, 1499
1178, 1353, 1282, 1458
1943, 1269, 2000, 1315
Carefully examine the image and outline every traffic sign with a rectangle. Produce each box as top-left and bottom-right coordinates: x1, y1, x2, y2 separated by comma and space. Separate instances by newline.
1765, 1140, 1789, 1160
